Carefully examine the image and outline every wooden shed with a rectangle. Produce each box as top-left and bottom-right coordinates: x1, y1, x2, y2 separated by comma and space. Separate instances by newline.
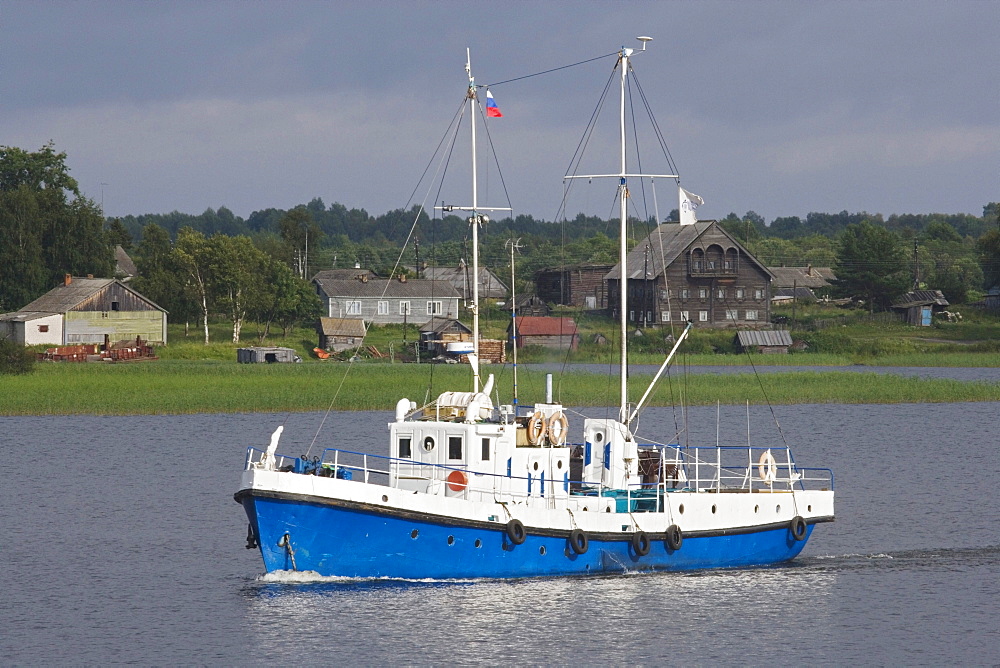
318, 317, 366, 351
734, 330, 793, 354
419, 317, 473, 356
508, 316, 579, 351
890, 290, 949, 326
237, 347, 301, 363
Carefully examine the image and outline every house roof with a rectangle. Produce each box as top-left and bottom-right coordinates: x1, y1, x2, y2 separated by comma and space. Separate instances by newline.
318, 317, 366, 337
736, 330, 793, 347
313, 276, 462, 300
891, 290, 950, 308
5, 277, 166, 317
773, 286, 817, 300
312, 268, 378, 282
115, 246, 138, 277
513, 316, 578, 336
0, 311, 60, 322
605, 222, 774, 281
421, 265, 508, 298
767, 266, 835, 289
419, 317, 472, 334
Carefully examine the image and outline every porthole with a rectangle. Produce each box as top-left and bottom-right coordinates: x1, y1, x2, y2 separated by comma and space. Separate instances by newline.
423, 436, 435, 452
678, 504, 685, 514
557, 460, 563, 469
447, 535, 455, 546
754, 505, 759, 513
382, 495, 389, 502
539, 546, 546, 555
711, 504, 717, 514
474, 539, 482, 548
533, 462, 539, 471
808, 505, 812, 512
595, 432, 604, 443
606, 507, 612, 513
776, 504, 781, 513
410, 529, 419, 539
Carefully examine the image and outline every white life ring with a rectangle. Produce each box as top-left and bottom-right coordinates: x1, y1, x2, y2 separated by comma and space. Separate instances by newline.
527, 411, 547, 446
758, 450, 777, 483
547, 412, 568, 445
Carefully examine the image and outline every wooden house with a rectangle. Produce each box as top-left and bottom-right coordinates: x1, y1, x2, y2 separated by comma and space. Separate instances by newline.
734, 330, 793, 354
317, 317, 366, 351
0, 275, 167, 345
313, 271, 461, 325
418, 317, 473, 356
768, 266, 836, 301
508, 316, 579, 351
514, 294, 550, 317
535, 264, 613, 309
605, 222, 775, 328
890, 290, 950, 326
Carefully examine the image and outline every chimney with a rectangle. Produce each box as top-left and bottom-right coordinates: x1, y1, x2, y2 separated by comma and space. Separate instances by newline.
64, 274, 72, 286
87, 274, 93, 279
806, 264, 812, 276
399, 274, 407, 283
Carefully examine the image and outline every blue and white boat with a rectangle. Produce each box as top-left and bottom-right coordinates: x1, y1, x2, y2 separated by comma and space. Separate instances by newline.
235, 40, 835, 579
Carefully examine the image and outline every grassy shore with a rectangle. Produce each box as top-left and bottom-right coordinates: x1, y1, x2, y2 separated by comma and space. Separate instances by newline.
2, 360, 998, 416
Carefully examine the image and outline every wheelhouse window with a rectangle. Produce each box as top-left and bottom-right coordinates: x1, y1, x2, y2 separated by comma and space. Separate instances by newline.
481, 438, 490, 461
398, 437, 412, 458
448, 436, 463, 460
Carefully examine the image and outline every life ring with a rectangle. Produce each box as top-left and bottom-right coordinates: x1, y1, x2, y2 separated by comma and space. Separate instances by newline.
758, 450, 777, 483
569, 528, 588, 555
547, 411, 568, 445
527, 411, 547, 446
506, 519, 527, 545
631, 530, 651, 556
790, 515, 807, 541
446, 469, 468, 492
665, 524, 683, 551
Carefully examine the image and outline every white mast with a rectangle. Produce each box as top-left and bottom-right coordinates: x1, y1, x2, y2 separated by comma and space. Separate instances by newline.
564, 37, 675, 426
437, 49, 510, 393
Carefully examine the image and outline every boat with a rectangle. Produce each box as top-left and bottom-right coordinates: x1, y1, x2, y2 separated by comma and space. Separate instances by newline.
235, 40, 835, 579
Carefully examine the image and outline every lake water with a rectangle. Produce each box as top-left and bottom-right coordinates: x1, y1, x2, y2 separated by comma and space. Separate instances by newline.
2, 400, 998, 665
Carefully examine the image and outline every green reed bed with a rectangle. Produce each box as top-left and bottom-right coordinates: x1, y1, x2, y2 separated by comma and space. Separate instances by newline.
2, 361, 998, 415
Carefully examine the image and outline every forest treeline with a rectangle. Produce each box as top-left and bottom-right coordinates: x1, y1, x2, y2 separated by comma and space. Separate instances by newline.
3, 143, 1000, 332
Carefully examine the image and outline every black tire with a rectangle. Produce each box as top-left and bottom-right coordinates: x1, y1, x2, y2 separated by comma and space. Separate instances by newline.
631, 530, 650, 556
569, 528, 589, 555
506, 519, 527, 545
790, 515, 807, 541
665, 524, 683, 551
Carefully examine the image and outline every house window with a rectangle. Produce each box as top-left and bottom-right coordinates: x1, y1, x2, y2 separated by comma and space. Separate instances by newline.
681, 289, 690, 299
693, 260, 703, 272
426, 301, 443, 316
717, 287, 726, 299
345, 300, 362, 315
724, 260, 733, 270
659, 290, 668, 300
680, 310, 689, 321
661, 311, 670, 322
726, 309, 739, 321
481, 438, 491, 461
111, 301, 120, 311
398, 437, 412, 459
699, 288, 708, 299
647, 311, 653, 323
746, 310, 758, 321
754, 289, 764, 300
377, 301, 389, 315
38, 325, 49, 332
736, 288, 745, 299
399, 301, 411, 316
629, 310, 635, 322
699, 310, 709, 322
708, 260, 716, 270
448, 436, 463, 460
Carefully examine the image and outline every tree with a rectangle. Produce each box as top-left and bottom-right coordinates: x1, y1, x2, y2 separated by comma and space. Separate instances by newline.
209, 234, 267, 343
977, 228, 1000, 291
279, 207, 322, 279
0, 143, 115, 308
832, 220, 910, 312
132, 223, 199, 334
172, 227, 215, 344
106, 218, 134, 250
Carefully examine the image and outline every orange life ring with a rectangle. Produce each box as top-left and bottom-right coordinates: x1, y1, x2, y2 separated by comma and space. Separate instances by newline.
527, 411, 546, 445
446, 469, 468, 492
547, 411, 568, 445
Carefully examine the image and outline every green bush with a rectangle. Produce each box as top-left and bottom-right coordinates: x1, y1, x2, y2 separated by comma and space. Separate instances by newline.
0, 339, 36, 375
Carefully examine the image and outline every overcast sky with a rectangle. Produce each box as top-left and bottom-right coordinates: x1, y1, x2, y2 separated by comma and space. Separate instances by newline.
3, 1, 997, 225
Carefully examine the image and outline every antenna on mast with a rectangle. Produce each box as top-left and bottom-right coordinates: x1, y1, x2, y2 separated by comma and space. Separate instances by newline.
637, 36, 653, 50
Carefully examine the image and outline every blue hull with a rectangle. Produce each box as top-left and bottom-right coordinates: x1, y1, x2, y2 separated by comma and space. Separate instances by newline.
240, 493, 814, 579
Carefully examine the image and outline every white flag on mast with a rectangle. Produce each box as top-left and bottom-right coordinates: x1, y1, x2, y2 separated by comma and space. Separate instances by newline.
678, 186, 703, 225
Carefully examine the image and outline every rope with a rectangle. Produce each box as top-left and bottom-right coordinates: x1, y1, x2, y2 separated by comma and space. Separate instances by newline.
483, 51, 618, 88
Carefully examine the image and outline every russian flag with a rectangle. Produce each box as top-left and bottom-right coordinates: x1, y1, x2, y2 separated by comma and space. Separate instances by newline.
485, 88, 502, 117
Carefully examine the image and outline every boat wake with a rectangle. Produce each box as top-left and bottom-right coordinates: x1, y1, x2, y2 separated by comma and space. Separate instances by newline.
255, 569, 478, 586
